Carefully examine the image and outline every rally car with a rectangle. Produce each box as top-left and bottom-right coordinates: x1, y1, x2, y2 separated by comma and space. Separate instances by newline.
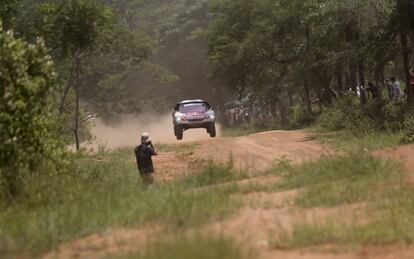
172, 100, 216, 140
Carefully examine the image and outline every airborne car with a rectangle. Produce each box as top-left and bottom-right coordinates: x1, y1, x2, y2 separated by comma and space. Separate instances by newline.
172, 100, 216, 140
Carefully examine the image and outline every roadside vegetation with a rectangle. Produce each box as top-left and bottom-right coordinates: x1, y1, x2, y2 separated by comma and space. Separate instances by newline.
269, 154, 414, 249
0, 149, 239, 257
115, 235, 248, 259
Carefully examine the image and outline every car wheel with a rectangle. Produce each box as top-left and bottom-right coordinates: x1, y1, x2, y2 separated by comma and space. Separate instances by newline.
209, 123, 216, 138
175, 125, 183, 140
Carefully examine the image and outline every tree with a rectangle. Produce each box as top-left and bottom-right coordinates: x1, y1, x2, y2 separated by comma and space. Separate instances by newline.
207, 0, 412, 120
0, 25, 59, 198
0, 0, 19, 29
38, 0, 116, 150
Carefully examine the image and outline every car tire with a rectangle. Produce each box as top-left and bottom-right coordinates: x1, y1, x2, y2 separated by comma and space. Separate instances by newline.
208, 123, 216, 138
175, 125, 183, 140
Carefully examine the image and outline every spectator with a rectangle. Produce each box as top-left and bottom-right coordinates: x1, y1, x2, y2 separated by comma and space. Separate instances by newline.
366, 82, 379, 99
135, 133, 158, 186
391, 77, 404, 102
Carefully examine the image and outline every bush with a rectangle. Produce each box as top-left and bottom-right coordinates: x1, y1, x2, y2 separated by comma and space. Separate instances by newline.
317, 95, 407, 133
0, 26, 64, 199
400, 114, 414, 144
288, 104, 316, 129
317, 95, 375, 132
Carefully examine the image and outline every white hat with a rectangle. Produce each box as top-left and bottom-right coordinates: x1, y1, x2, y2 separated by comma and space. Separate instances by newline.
141, 132, 152, 143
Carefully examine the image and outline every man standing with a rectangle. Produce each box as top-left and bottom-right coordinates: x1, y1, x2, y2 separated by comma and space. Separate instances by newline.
391, 77, 404, 102
135, 133, 158, 185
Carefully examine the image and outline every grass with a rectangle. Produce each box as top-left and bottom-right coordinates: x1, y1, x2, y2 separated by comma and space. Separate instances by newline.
115, 235, 249, 259
156, 143, 200, 154
274, 198, 414, 248
269, 153, 414, 248
182, 162, 250, 188
0, 149, 239, 257
272, 155, 403, 208
313, 130, 403, 152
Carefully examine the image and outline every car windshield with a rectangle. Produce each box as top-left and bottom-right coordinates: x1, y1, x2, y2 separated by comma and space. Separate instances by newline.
180, 103, 208, 113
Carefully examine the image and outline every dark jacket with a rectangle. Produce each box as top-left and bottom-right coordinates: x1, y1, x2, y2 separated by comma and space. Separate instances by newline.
135, 144, 156, 173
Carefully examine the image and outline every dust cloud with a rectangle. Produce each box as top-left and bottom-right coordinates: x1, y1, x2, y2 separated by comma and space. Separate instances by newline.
88, 113, 220, 149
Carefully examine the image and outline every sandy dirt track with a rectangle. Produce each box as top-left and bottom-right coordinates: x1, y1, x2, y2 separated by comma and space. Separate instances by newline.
192, 130, 332, 171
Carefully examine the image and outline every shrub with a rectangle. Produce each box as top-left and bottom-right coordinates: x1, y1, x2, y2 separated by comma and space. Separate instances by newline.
317, 95, 407, 133
0, 26, 63, 199
400, 114, 414, 144
317, 95, 375, 132
288, 104, 316, 129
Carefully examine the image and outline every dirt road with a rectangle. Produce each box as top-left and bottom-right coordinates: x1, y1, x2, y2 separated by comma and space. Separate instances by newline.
192, 130, 331, 171
152, 130, 331, 182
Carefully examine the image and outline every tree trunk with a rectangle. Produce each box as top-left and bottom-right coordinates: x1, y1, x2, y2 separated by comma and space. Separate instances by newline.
74, 55, 81, 151
336, 63, 343, 92
400, 30, 413, 105
59, 85, 71, 115
407, 0, 414, 59
398, 0, 414, 105
358, 59, 367, 105
349, 62, 357, 91
287, 90, 293, 107
303, 74, 312, 114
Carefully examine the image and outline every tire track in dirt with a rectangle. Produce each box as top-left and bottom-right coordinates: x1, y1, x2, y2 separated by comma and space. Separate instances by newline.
193, 130, 332, 171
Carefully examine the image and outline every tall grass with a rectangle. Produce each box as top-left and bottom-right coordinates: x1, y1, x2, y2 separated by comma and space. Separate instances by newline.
273, 154, 403, 207
271, 154, 414, 248
182, 163, 249, 188
0, 149, 238, 257
313, 131, 403, 152
115, 235, 249, 259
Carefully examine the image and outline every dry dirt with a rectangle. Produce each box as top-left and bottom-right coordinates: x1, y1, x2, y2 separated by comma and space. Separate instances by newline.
193, 130, 333, 171
45, 131, 414, 259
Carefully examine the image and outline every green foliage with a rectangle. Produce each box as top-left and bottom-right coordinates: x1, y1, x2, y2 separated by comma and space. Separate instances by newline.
116, 235, 247, 259
0, 0, 18, 29
317, 95, 407, 134
0, 26, 64, 198
400, 114, 414, 144
288, 104, 316, 129
317, 95, 375, 132
38, 0, 113, 56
